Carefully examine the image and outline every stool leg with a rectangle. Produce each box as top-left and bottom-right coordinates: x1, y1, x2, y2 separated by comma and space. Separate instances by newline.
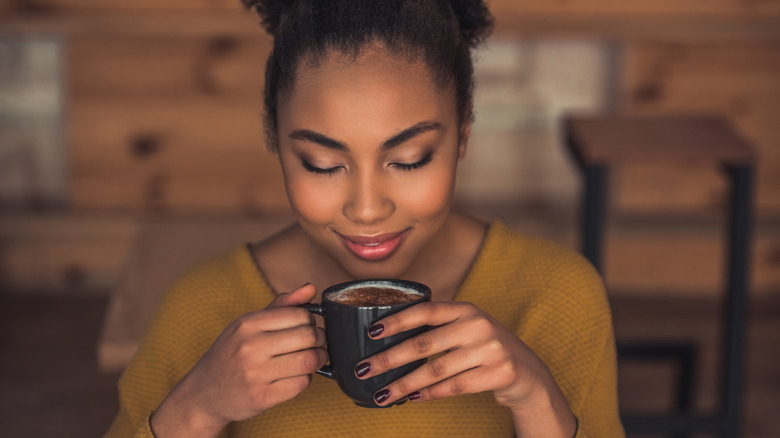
721, 165, 753, 438
676, 346, 697, 414
582, 165, 607, 272
674, 346, 697, 438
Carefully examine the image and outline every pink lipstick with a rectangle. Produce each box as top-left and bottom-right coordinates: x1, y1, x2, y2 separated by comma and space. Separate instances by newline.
339, 230, 407, 261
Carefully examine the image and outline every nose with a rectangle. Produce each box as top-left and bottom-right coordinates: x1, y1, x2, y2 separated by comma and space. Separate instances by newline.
343, 169, 395, 225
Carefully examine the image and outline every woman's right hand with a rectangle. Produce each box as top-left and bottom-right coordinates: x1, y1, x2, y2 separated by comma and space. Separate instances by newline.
150, 283, 328, 438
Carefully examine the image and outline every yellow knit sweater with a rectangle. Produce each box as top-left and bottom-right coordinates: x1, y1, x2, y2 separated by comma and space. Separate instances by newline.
105, 221, 624, 437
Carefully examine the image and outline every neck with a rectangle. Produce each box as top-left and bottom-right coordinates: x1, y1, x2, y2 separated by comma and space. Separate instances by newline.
253, 213, 487, 302
402, 212, 488, 302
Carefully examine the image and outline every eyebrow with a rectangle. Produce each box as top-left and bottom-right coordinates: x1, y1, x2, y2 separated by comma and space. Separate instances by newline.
288, 121, 443, 152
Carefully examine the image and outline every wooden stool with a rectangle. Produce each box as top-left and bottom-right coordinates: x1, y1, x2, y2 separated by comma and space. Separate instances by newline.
564, 115, 755, 438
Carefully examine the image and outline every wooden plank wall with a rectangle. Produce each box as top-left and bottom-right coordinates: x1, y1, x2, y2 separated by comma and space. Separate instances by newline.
0, 215, 136, 293
604, 32, 780, 296
67, 34, 288, 214
618, 42, 780, 217
493, 0, 780, 15
4, 0, 778, 216
2, 0, 779, 295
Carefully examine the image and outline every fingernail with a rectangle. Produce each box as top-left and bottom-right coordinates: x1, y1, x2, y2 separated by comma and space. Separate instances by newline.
374, 389, 391, 404
408, 391, 421, 401
368, 324, 384, 338
355, 362, 371, 378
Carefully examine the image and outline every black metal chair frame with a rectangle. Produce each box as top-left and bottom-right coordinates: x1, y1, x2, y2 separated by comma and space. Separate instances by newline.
571, 153, 753, 438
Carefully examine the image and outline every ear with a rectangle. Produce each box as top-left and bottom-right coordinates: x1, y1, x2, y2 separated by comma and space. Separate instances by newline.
458, 120, 471, 161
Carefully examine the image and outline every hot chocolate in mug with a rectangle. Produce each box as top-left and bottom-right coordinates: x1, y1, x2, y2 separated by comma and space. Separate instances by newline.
301, 279, 431, 408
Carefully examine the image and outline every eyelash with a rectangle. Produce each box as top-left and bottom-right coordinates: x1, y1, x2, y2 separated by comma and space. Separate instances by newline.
301, 160, 342, 175
301, 153, 433, 175
390, 153, 433, 171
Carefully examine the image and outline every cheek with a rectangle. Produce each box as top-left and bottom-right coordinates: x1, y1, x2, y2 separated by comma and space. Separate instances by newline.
395, 165, 456, 218
283, 167, 344, 226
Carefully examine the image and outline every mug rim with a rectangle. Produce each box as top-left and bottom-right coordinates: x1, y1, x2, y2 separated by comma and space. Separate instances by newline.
321, 279, 430, 309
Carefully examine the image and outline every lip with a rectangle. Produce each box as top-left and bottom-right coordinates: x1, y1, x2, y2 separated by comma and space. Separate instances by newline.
338, 229, 408, 262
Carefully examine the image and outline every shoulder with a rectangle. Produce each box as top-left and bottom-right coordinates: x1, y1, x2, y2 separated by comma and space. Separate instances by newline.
476, 222, 615, 351
482, 221, 603, 294
153, 246, 272, 331
468, 221, 611, 334
117, 247, 269, 425
165, 246, 258, 299
130, 246, 271, 373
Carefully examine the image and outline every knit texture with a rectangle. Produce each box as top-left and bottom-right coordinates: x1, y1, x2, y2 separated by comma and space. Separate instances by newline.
105, 221, 624, 437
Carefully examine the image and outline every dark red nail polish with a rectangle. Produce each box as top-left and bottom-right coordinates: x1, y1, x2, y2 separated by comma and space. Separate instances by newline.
374, 389, 391, 404
368, 324, 384, 338
408, 391, 421, 401
355, 362, 371, 378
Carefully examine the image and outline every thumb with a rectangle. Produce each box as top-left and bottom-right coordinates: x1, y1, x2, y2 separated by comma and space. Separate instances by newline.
267, 283, 317, 309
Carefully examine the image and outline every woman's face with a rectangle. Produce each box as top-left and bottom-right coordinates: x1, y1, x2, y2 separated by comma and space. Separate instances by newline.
277, 47, 467, 279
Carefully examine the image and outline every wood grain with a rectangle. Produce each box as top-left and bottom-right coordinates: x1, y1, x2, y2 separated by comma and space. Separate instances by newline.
68, 95, 288, 212
0, 215, 136, 293
566, 115, 755, 165
68, 36, 270, 97
619, 42, 780, 216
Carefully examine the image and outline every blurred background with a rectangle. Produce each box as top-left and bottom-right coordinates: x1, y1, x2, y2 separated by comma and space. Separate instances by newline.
1, 1, 779, 437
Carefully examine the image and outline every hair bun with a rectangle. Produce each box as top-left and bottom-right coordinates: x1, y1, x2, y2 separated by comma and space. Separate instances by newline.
449, 0, 494, 48
241, 0, 292, 36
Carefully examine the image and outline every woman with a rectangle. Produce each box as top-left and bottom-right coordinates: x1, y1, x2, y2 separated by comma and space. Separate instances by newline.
106, 0, 624, 436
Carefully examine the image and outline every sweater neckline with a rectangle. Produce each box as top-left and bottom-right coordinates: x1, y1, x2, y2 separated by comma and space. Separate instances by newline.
455, 220, 505, 303
236, 220, 506, 303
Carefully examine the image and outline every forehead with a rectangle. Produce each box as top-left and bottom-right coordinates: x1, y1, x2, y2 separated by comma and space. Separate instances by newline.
297, 45, 428, 83
279, 47, 456, 133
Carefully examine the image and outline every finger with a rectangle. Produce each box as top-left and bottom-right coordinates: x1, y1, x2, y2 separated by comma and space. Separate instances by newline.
266, 283, 317, 309
389, 346, 482, 397
355, 321, 476, 379
262, 325, 326, 357
367, 301, 473, 340
267, 347, 329, 382
413, 366, 510, 403
370, 346, 482, 406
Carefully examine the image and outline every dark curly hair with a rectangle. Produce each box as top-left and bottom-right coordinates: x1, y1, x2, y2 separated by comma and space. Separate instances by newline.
241, 0, 493, 151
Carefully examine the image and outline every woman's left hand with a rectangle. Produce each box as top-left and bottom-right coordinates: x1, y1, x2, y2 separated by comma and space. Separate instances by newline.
355, 301, 576, 435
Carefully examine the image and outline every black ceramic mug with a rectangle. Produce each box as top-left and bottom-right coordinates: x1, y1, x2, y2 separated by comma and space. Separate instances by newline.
302, 279, 431, 408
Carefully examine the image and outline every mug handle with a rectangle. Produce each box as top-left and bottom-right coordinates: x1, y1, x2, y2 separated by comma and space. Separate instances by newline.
300, 303, 335, 380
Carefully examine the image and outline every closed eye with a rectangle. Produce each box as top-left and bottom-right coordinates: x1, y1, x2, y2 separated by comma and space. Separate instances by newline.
390, 153, 433, 171
301, 159, 342, 175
